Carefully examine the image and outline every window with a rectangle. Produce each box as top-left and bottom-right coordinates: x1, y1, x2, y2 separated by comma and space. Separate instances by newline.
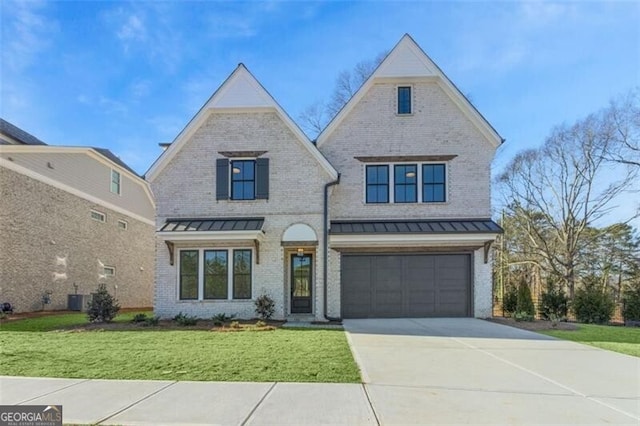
231, 160, 255, 200
204, 250, 227, 299
397, 86, 412, 114
179, 250, 199, 300
394, 164, 417, 203
103, 266, 115, 277
423, 164, 446, 202
233, 250, 252, 299
91, 210, 106, 222
178, 248, 252, 301
110, 170, 121, 194
366, 165, 389, 203
117, 220, 128, 230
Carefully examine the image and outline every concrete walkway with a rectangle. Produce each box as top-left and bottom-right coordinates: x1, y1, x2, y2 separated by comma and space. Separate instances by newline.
1, 318, 638, 425
344, 318, 640, 425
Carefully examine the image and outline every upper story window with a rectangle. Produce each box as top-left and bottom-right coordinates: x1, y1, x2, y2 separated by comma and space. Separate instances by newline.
103, 266, 115, 277
216, 158, 269, 201
422, 164, 446, 202
397, 86, 412, 115
365, 162, 447, 204
394, 164, 417, 203
366, 165, 389, 203
231, 160, 255, 200
110, 170, 121, 195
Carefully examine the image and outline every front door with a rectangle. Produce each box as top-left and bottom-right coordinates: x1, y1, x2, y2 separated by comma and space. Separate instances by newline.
291, 254, 312, 313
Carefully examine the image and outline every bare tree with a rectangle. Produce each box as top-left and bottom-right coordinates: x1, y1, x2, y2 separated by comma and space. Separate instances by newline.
298, 51, 387, 139
497, 110, 637, 299
605, 88, 640, 168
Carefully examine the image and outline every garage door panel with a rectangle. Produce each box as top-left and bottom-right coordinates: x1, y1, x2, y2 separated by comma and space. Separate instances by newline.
342, 254, 471, 318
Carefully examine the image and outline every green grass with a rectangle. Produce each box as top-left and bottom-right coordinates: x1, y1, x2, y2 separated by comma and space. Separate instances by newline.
0, 313, 361, 383
0, 311, 148, 332
540, 324, 640, 357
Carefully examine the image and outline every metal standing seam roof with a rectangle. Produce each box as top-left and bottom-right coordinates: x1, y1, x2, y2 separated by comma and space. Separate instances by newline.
330, 219, 503, 234
160, 218, 265, 232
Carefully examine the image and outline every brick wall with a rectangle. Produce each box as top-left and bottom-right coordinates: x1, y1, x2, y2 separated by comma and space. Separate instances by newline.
0, 167, 154, 312
151, 111, 331, 320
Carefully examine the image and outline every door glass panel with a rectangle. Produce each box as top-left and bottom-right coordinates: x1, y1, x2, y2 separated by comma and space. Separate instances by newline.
292, 255, 311, 297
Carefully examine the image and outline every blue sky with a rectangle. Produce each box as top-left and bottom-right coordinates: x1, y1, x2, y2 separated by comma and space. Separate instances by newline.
2, 1, 638, 219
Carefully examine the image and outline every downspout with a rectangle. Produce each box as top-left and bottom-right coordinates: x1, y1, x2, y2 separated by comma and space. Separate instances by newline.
323, 173, 341, 322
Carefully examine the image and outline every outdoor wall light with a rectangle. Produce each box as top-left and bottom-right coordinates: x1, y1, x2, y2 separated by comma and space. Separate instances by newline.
297, 248, 304, 257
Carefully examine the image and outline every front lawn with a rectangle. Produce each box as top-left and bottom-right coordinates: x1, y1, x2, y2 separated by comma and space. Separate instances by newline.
540, 324, 640, 357
0, 313, 361, 383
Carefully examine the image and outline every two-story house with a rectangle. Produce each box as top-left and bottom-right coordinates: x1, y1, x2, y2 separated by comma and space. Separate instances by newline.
0, 119, 155, 312
147, 34, 502, 321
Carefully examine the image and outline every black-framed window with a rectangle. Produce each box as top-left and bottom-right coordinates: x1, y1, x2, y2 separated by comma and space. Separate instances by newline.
366, 165, 389, 203
231, 160, 255, 200
179, 250, 199, 300
397, 86, 412, 114
233, 250, 252, 299
204, 250, 227, 299
422, 164, 446, 202
394, 164, 417, 203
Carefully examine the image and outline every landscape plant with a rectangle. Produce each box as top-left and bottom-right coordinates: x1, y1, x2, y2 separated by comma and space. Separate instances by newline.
539, 278, 569, 320
87, 284, 120, 323
514, 279, 535, 321
572, 276, 615, 324
255, 294, 276, 320
622, 283, 640, 325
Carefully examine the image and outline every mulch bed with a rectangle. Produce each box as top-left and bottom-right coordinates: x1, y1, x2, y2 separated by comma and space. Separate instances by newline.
58, 318, 285, 332
486, 316, 579, 331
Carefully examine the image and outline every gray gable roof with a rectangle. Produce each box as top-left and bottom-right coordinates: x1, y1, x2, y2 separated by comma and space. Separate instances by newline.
0, 118, 48, 146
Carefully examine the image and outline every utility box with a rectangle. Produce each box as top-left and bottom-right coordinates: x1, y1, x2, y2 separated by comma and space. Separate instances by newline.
67, 294, 91, 312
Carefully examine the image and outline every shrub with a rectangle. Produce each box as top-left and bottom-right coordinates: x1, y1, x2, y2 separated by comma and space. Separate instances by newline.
212, 313, 236, 323
502, 285, 518, 316
173, 312, 198, 326
87, 284, 120, 323
622, 283, 640, 323
515, 279, 535, 320
255, 320, 267, 327
230, 320, 240, 329
143, 316, 160, 327
131, 313, 148, 323
514, 311, 534, 322
572, 279, 615, 324
255, 294, 275, 320
539, 279, 569, 320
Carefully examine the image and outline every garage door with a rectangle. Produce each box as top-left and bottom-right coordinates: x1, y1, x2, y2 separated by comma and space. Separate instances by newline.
341, 254, 471, 318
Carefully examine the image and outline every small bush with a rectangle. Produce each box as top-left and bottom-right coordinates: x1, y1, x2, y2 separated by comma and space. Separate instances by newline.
622, 283, 640, 323
212, 320, 223, 327
131, 313, 148, 323
516, 279, 535, 319
572, 279, 615, 324
173, 312, 198, 326
539, 280, 569, 320
255, 294, 275, 320
255, 320, 267, 327
143, 316, 160, 327
230, 320, 240, 329
87, 284, 120, 323
212, 313, 236, 323
502, 285, 518, 316
514, 311, 534, 322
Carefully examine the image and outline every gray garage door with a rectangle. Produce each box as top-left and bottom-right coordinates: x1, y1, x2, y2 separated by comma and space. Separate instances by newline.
341, 254, 471, 318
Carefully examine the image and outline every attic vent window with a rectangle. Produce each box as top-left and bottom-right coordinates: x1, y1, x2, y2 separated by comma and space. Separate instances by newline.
397, 86, 412, 115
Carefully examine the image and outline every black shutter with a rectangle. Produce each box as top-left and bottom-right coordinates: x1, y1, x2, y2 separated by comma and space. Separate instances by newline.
256, 158, 269, 199
216, 159, 229, 200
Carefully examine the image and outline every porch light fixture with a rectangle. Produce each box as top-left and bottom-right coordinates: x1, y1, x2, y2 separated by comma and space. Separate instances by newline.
297, 248, 304, 257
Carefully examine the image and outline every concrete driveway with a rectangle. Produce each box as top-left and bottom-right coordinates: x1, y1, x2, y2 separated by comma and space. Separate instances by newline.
344, 318, 640, 425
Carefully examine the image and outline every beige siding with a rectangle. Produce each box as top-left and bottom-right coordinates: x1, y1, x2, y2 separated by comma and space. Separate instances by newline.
0, 151, 154, 220
0, 166, 154, 312
319, 82, 496, 220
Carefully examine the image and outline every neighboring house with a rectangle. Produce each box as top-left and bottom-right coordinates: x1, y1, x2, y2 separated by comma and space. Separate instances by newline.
147, 34, 503, 321
0, 119, 155, 312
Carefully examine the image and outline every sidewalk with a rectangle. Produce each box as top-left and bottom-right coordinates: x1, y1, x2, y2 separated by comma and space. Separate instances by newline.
0, 376, 377, 425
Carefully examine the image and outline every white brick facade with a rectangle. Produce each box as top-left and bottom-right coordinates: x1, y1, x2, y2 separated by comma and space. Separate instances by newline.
149, 35, 501, 320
